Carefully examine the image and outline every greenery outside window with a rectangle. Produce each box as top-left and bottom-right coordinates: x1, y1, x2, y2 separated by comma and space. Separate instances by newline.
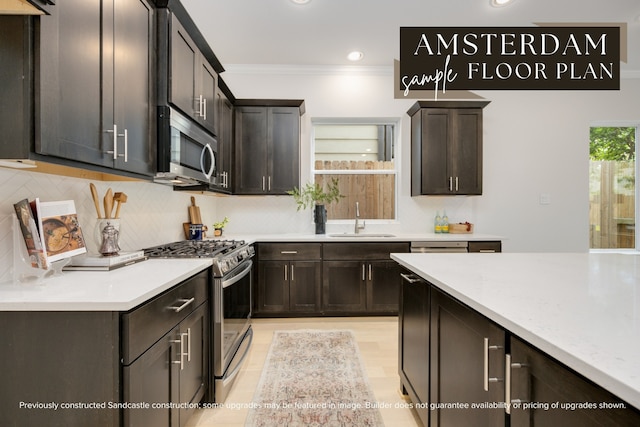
312, 121, 397, 220
589, 126, 637, 250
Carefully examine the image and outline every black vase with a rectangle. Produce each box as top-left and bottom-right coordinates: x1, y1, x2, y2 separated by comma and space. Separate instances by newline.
314, 204, 327, 234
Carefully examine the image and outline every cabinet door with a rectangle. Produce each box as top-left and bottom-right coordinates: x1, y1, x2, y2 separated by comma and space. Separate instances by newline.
177, 303, 208, 427
235, 106, 268, 194
289, 261, 322, 312
451, 108, 482, 195
111, 0, 155, 175
198, 60, 217, 135
257, 260, 289, 312
322, 261, 366, 312
413, 108, 451, 195
37, 0, 105, 166
399, 272, 430, 427
170, 15, 198, 120
214, 85, 233, 192
268, 106, 300, 194
509, 337, 640, 427
0, 16, 31, 158
367, 260, 402, 313
124, 328, 177, 427
430, 288, 506, 427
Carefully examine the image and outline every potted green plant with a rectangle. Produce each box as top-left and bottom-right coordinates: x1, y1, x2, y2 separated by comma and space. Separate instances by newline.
212, 216, 229, 237
287, 178, 343, 234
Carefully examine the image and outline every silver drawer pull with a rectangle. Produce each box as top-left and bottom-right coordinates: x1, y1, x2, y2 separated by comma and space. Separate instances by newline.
281, 251, 298, 254
400, 273, 421, 283
169, 297, 195, 313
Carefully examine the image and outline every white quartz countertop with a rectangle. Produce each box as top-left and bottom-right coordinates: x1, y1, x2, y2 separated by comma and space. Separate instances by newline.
391, 252, 640, 410
0, 258, 211, 311
220, 232, 504, 244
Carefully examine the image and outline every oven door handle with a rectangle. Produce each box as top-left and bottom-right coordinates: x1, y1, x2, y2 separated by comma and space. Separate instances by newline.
221, 260, 253, 289
200, 143, 216, 180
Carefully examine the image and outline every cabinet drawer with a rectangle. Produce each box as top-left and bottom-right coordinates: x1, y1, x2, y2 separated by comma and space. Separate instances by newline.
468, 241, 502, 253
122, 270, 209, 365
323, 242, 410, 260
258, 243, 322, 260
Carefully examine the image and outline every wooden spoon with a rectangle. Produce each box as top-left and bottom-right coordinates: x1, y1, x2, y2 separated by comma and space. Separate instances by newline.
113, 192, 127, 219
104, 188, 113, 219
89, 183, 102, 218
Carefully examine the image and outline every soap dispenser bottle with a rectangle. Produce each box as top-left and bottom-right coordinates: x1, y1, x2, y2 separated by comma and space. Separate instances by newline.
442, 211, 449, 233
434, 211, 442, 233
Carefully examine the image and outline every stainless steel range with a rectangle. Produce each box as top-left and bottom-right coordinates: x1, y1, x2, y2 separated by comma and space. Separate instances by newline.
144, 239, 255, 403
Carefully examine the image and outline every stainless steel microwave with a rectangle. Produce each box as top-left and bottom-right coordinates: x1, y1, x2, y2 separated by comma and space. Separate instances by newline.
155, 106, 218, 187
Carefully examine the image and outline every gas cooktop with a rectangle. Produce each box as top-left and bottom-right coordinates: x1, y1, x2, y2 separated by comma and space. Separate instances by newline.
143, 239, 254, 277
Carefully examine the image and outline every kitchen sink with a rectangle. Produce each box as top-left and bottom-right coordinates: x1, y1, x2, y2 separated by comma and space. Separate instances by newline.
328, 233, 396, 238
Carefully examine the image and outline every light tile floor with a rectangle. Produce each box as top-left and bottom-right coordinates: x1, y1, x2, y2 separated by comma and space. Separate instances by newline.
186, 317, 422, 427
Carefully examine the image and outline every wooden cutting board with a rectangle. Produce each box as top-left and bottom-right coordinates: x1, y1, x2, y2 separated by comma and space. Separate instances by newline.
189, 196, 202, 224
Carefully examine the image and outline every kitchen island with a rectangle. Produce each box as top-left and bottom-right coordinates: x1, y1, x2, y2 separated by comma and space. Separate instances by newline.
392, 252, 640, 425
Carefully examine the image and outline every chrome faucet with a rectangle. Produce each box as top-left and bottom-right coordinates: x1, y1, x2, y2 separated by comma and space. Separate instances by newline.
354, 202, 366, 234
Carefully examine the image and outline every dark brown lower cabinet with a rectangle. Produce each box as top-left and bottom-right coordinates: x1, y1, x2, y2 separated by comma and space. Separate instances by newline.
399, 279, 640, 427
257, 260, 321, 313
429, 287, 506, 427
322, 260, 367, 312
0, 271, 209, 427
124, 303, 207, 427
509, 337, 640, 427
399, 271, 431, 427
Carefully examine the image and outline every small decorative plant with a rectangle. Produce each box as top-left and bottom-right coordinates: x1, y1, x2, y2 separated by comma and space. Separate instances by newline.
287, 178, 343, 211
213, 216, 229, 236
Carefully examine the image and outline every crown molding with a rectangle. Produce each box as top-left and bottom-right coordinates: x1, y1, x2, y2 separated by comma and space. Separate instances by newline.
222, 64, 394, 76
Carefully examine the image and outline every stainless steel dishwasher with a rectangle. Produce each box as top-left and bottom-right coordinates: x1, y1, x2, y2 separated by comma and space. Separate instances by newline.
410, 241, 468, 253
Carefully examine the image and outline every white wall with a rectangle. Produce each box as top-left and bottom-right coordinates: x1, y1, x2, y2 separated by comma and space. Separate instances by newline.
220, 67, 640, 252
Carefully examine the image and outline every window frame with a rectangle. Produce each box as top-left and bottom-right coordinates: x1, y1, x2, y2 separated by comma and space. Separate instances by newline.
310, 118, 400, 224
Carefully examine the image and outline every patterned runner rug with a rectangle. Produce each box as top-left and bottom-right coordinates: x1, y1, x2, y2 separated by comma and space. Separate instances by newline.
245, 329, 385, 426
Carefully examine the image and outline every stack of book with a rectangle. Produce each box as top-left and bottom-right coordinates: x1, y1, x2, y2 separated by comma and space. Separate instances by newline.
64, 250, 147, 271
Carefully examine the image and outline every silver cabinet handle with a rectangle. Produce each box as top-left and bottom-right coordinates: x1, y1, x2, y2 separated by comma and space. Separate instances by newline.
105, 124, 118, 160
505, 353, 529, 414
122, 128, 128, 162
291, 265, 295, 281
455, 176, 459, 192
171, 332, 188, 370
505, 354, 511, 414
479, 250, 496, 253
202, 97, 207, 120
262, 176, 266, 191
186, 327, 191, 362
281, 251, 298, 254
483, 337, 503, 391
400, 273, 421, 283
268, 176, 271, 191
449, 176, 453, 192
284, 264, 288, 281
168, 297, 195, 313
368, 264, 372, 281
362, 264, 366, 281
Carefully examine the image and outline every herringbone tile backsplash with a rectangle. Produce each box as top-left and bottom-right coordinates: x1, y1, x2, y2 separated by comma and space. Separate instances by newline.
0, 167, 217, 284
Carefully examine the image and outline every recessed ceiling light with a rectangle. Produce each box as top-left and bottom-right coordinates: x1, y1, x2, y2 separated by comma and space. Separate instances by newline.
290, 0, 311, 4
347, 51, 364, 61
490, 0, 515, 7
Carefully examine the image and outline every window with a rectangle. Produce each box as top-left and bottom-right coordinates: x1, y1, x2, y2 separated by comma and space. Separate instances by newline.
312, 121, 397, 220
589, 126, 637, 250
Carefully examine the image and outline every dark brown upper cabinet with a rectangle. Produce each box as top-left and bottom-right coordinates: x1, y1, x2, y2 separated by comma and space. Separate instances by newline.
234, 100, 304, 195
170, 13, 217, 136
37, 0, 156, 177
409, 100, 490, 196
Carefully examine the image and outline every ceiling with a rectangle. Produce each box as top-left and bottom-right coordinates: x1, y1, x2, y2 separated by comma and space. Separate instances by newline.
180, 0, 640, 75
